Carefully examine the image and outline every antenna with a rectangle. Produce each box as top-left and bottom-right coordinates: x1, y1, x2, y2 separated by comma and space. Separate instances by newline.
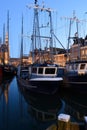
26, 2, 54, 12
61, 11, 87, 23
35, 0, 37, 4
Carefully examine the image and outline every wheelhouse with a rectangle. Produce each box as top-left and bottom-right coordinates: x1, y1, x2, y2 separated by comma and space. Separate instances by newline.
32, 66, 58, 76
66, 60, 87, 76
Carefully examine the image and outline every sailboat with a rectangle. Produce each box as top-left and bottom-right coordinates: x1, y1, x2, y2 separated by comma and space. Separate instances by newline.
17, 0, 64, 95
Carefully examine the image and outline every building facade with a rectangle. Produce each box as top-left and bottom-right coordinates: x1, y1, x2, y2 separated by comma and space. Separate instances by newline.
69, 37, 87, 61
0, 32, 9, 64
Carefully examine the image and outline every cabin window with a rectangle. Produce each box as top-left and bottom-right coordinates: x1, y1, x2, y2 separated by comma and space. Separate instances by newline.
32, 67, 37, 73
80, 64, 85, 69
69, 65, 72, 70
38, 68, 43, 74
72, 64, 74, 70
74, 64, 78, 70
45, 68, 55, 74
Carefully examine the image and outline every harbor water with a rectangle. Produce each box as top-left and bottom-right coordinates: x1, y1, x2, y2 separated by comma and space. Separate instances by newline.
0, 76, 87, 130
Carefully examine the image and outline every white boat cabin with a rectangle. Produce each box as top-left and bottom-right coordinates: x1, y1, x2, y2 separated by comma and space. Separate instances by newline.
66, 61, 87, 75
31, 66, 58, 77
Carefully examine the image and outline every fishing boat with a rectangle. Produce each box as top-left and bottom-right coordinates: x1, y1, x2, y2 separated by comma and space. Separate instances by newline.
65, 15, 87, 92
3, 64, 17, 78
28, 61, 64, 94
66, 59, 87, 91
17, 0, 64, 94
0, 64, 17, 80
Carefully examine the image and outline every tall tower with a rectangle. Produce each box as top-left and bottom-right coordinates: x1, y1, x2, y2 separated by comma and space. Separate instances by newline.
5, 10, 10, 64
5, 32, 9, 64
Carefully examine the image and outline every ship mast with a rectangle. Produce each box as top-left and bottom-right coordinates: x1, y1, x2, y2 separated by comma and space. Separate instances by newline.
62, 12, 80, 61
48, 7, 54, 62
32, 0, 41, 63
27, 0, 54, 63
20, 14, 24, 65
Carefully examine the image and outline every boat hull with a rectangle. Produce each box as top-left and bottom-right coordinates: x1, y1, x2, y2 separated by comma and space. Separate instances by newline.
17, 77, 63, 95
65, 72, 87, 93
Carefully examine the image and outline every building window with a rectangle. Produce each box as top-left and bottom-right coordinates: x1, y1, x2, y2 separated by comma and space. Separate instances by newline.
81, 50, 84, 55
85, 49, 87, 55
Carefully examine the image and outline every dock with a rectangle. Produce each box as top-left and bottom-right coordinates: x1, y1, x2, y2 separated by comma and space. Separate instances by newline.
46, 113, 86, 130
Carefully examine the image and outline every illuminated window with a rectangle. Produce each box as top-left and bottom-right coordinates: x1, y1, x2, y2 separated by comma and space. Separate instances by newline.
85, 49, 87, 55
81, 50, 84, 55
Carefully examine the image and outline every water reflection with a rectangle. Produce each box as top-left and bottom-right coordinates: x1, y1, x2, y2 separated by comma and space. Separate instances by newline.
0, 77, 63, 130
60, 87, 87, 123
0, 78, 13, 104
0, 77, 14, 130
0, 77, 87, 130
18, 84, 63, 129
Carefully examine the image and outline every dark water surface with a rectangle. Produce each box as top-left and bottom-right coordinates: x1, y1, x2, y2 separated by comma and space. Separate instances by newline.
0, 76, 87, 130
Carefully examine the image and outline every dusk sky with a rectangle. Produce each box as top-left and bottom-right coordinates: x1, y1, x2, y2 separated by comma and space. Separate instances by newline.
0, 0, 87, 58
